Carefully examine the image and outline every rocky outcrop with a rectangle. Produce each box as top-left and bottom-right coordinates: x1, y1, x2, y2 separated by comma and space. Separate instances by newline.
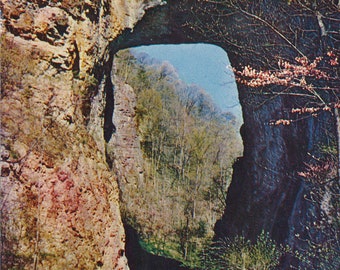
107, 76, 144, 185
0, 0, 163, 269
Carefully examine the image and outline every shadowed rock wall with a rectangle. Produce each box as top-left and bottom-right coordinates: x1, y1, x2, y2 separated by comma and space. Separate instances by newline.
108, 1, 338, 268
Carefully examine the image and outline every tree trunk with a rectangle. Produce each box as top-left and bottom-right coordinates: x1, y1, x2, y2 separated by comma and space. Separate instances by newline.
335, 108, 340, 181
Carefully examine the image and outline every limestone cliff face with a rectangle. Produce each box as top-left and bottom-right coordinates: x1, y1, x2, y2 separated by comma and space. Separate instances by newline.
107, 76, 144, 186
0, 0, 163, 269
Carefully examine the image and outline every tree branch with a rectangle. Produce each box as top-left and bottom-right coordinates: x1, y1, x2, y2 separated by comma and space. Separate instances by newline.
233, 4, 306, 58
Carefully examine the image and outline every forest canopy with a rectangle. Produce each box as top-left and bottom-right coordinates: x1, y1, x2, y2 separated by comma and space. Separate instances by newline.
113, 49, 243, 266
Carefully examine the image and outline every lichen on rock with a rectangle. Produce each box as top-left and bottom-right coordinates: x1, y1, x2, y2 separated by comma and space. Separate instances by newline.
0, 0, 164, 269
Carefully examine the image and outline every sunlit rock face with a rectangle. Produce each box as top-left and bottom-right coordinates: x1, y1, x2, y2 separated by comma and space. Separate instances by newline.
0, 0, 163, 269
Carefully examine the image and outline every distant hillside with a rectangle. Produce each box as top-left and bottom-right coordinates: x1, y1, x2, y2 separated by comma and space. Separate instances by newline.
113, 49, 243, 268
131, 49, 238, 124
132, 44, 242, 123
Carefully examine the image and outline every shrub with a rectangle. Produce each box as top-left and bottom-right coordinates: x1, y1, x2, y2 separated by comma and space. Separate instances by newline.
201, 231, 282, 270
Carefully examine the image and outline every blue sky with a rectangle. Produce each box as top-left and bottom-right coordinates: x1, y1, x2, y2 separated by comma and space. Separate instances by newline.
132, 44, 242, 121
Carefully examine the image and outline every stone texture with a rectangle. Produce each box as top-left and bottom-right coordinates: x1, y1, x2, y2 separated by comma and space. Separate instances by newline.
108, 1, 338, 268
1, 149, 127, 269
107, 77, 144, 186
0, 0, 164, 269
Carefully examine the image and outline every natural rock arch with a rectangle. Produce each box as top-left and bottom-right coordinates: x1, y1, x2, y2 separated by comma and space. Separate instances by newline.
106, 1, 338, 268
1, 0, 337, 269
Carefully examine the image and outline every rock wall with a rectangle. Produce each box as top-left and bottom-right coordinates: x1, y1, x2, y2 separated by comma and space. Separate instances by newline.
0, 0, 163, 269
1, 0, 338, 269
108, 1, 338, 268
107, 76, 144, 186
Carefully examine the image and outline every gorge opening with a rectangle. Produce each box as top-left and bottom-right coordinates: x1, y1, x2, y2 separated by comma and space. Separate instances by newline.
108, 44, 243, 269
2, 1, 339, 269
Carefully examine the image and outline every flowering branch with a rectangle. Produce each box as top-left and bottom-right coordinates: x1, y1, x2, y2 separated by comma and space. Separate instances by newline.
233, 51, 339, 126
233, 56, 333, 90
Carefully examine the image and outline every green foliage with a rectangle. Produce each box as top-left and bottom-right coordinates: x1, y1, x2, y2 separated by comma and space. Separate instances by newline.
139, 239, 172, 258
115, 49, 243, 267
136, 88, 163, 137
319, 140, 337, 157
201, 231, 283, 270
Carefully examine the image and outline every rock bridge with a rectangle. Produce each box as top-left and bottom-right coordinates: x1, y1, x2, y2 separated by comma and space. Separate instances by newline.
1, 0, 338, 269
